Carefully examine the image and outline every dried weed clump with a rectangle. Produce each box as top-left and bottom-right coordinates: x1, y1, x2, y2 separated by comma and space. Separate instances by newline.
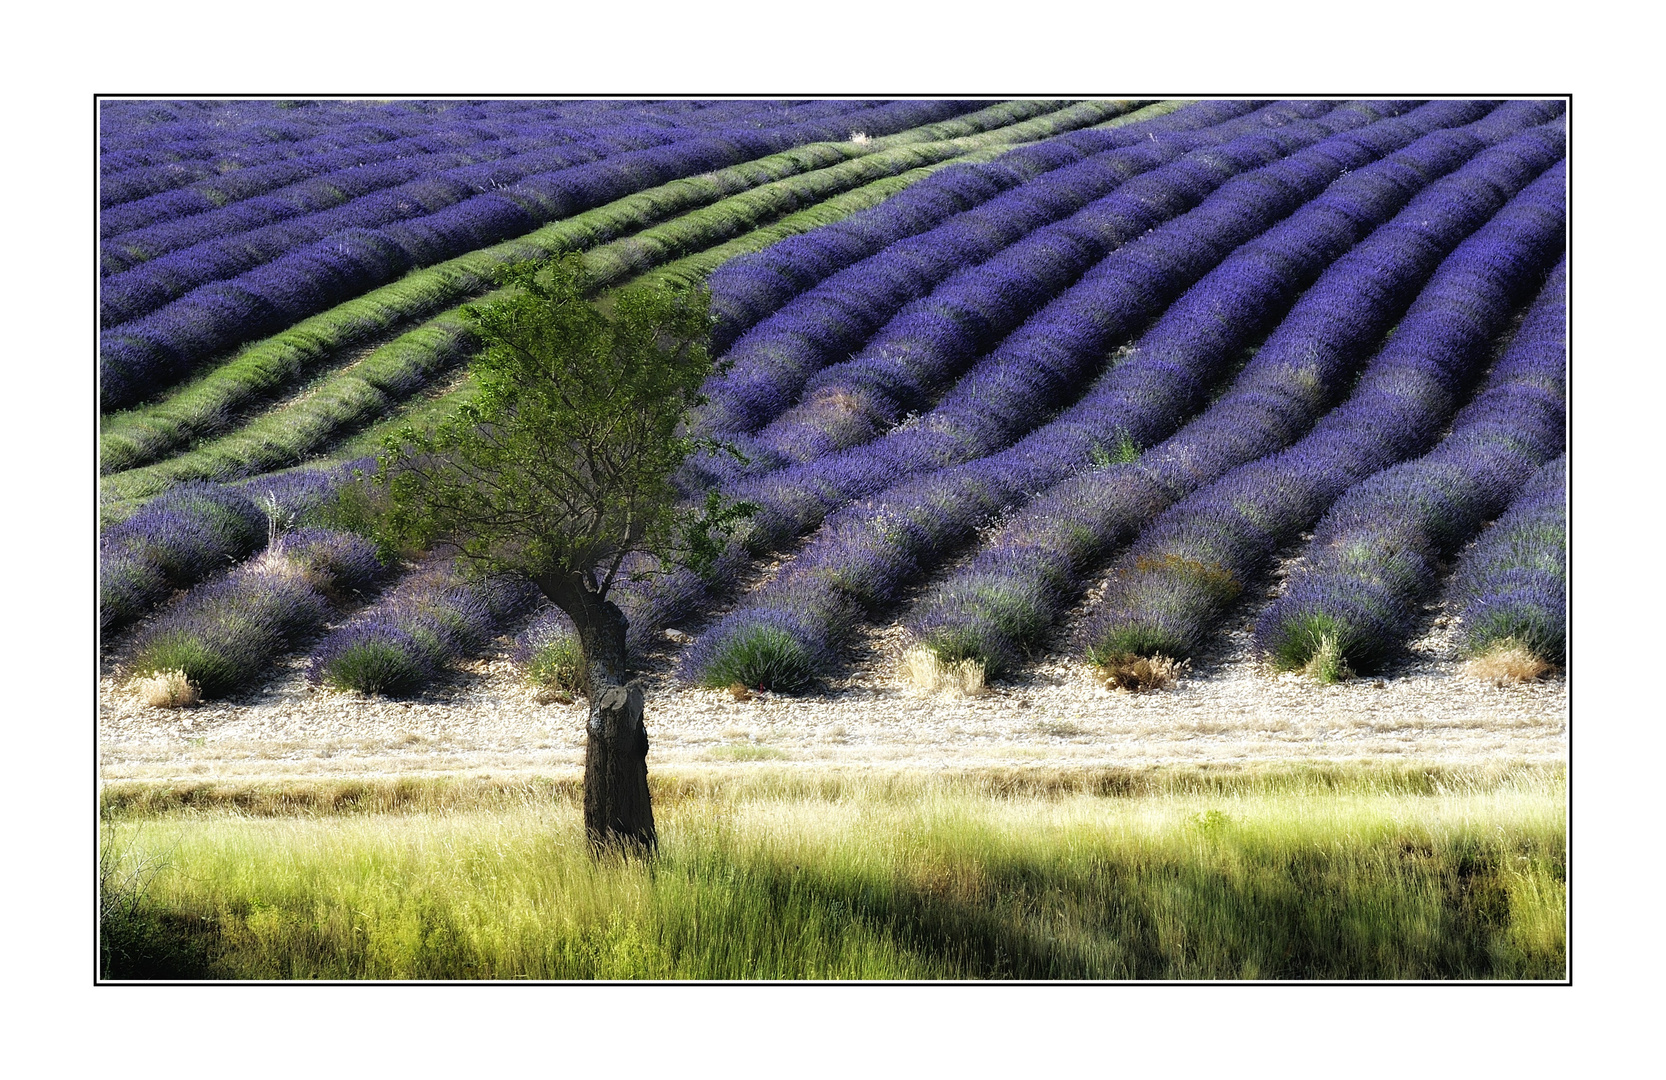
1464, 640, 1552, 686
1094, 653, 1186, 693
900, 647, 986, 697
1301, 634, 1354, 684
133, 669, 200, 709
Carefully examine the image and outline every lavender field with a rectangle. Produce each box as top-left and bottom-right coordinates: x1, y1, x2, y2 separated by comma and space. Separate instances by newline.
99, 97, 1566, 716
95, 96, 1572, 984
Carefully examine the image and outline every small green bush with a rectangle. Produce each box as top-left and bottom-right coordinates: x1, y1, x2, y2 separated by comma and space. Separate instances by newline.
697, 626, 817, 692
526, 636, 585, 695
316, 641, 429, 697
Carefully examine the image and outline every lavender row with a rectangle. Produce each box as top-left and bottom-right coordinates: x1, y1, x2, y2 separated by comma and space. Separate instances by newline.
1253, 261, 1566, 677
97, 99, 802, 206
99, 98, 592, 166
725, 101, 1425, 554
126, 527, 389, 700
1447, 455, 1567, 664
100, 100, 865, 210
100, 114, 693, 243
690, 102, 1345, 453
100, 102, 985, 410
102, 100, 979, 328
103, 115, 810, 272
98, 130, 734, 323
101, 123, 681, 270
1076, 166, 1566, 665
611, 103, 1424, 662
100, 458, 373, 633
902, 112, 1567, 677
678, 102, 1459, 689
714, 102, 1557, 481
100, 483, 267, 634
306, 563, 540, 697
99, 99, 857, 167
701, 100, 1270, 355
100, 121, 1098, 497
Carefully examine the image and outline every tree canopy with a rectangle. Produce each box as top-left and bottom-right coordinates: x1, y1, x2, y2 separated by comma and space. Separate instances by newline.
380, 254, 719, 597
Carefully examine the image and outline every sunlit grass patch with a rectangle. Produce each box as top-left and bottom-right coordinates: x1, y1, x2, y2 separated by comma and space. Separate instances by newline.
99, 763, 1565, 981
1464, 638, 1552, 685
131, 668, 200, 708
899, 646, 985, 697
1092, 652, 1185, 692
704, 743, 790, 762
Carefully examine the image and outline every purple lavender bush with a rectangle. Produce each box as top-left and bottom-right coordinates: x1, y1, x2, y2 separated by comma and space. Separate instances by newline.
1447, 454, 1566, 664
1254, 260, 1565, 678
126, 527, 386, 699
307, 564, 539, 696
100, 482, 266, 633
1076, 165, 1565, 667
902, 107, 1566, 677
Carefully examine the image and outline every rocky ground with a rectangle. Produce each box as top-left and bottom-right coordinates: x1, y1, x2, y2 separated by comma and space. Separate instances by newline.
99, 577, 1567, 785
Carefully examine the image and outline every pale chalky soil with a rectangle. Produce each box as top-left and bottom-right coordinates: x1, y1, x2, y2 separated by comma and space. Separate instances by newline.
99, 610, 1567, 785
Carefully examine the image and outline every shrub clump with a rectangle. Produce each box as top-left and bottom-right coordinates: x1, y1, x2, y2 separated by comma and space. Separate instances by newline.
126, 529, 386, 701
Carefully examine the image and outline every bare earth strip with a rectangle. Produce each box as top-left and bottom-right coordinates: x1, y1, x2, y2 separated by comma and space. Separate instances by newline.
99, 606, 1567, 785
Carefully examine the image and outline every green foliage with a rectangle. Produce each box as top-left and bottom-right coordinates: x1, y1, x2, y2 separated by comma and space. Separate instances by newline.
316, 641, 430, 697
378, 255, 720, 592
921, 624, 1006, 678
128, 631, 255, 700
1465, 608, 1562, 662
525, 635, 585, 695
303, 470, 405, 563
1086, 624, 1187, 667
681, 490, 759, 579
1090, 429, 1141, 468
696, 625, 818, 693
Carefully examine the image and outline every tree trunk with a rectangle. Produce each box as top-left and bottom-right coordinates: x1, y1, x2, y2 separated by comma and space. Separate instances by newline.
534, 571, 655, 855
584, 681, 655, 854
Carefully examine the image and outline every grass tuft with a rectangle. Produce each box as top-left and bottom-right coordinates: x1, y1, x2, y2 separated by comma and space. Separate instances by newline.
1092, 652, 1185, 693
695, 625, 817, 693
899, 646, 986, 697
1464, 638, 1552, 686
1301, 633, 1353, 684
525, 635, 585, 696
132, 669, 200, 709
1266, 611, 1359, 681
704, 743, 790, 762
316, 640, 430, 697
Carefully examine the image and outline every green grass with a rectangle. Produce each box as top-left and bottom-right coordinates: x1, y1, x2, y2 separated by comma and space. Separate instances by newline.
705, 743, 791, 761
99, 763, 1565, 981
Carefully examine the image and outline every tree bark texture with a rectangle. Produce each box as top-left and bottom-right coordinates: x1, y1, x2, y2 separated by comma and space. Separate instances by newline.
534, 570, 656, 854
583, 681, 655, 853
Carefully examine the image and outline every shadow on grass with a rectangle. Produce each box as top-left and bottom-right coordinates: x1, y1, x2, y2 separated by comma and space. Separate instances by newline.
719, 838, 1561, 980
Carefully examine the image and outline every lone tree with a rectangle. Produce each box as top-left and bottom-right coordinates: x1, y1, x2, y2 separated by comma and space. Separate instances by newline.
377, 255, 746, 853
